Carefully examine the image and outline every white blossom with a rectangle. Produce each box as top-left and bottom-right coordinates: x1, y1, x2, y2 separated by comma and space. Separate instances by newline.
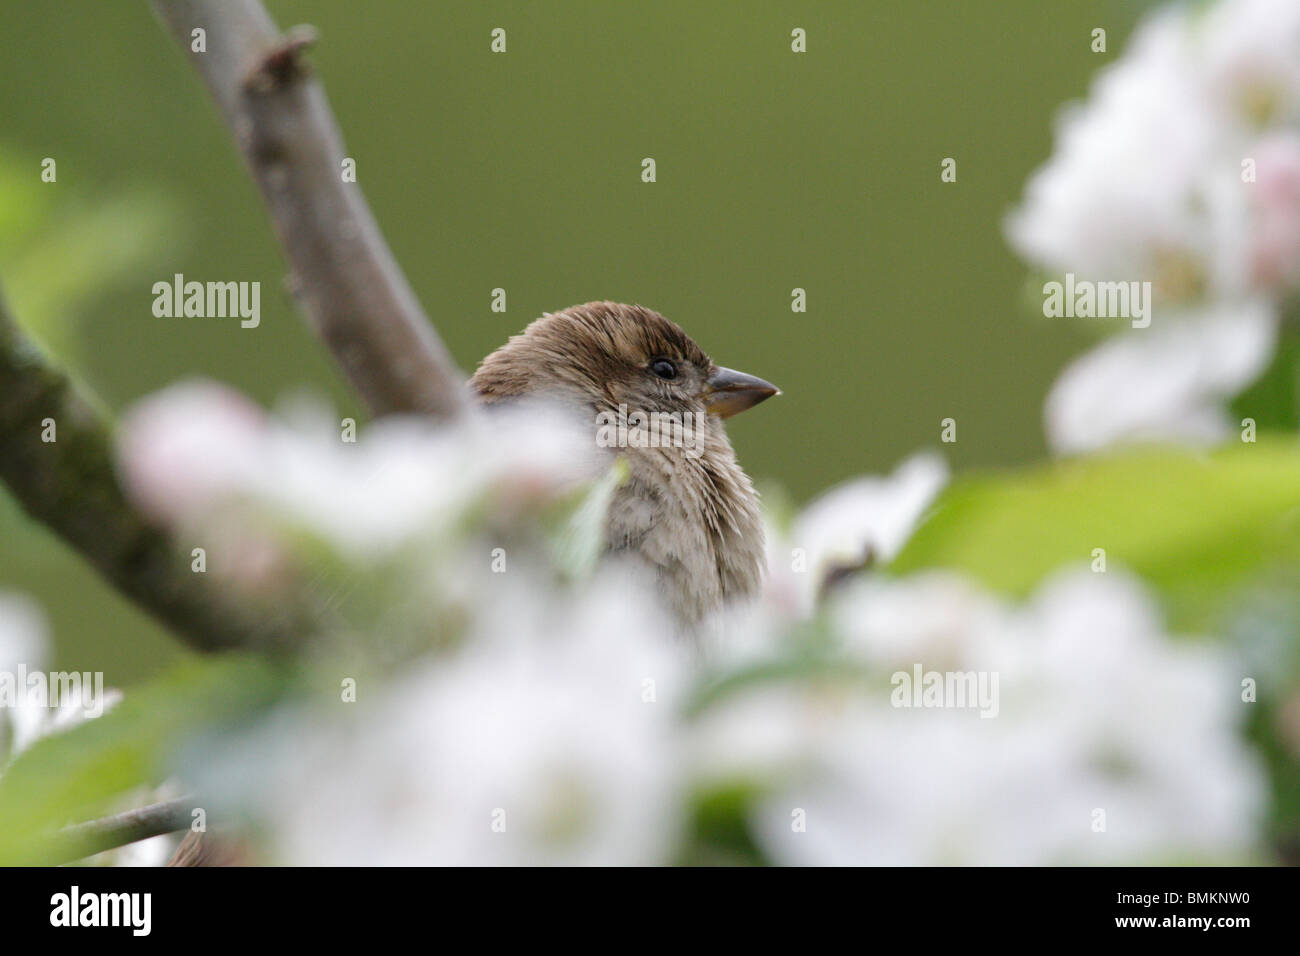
1006, 8, 1243, 300
0, 595, 125, 784
0, 593, 50, 763
117, 382, 606, 562
1008, 0, 1300, 453
757, 451, 948, 621
197, 567, 686, 866
1007, 0, 1300, 303
699, 569, 1265, 865
109, 379, 1270, 866
1044, 299, 1276, 454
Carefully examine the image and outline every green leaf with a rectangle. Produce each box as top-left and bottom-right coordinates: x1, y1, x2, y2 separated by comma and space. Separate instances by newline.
548, 457, 629, 581
0, 151, 181, 374
0, 654, 282, 864
890, 438, 1300, 630
678, 779, 769, 866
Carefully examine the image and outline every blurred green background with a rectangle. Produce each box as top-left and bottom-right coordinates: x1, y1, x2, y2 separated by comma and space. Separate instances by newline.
0, 1, 1144, 681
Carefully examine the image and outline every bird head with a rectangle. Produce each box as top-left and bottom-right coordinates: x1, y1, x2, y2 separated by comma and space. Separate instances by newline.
472, 301, 774, 622
470, 302, 779, 427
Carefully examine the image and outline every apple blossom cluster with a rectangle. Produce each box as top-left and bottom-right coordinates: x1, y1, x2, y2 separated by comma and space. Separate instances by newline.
1006, 0, 1300, 452
95, 385, 1268, 864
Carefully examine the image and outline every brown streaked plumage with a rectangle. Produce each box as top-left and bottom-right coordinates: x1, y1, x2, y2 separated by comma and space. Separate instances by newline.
471, 302, 778, 625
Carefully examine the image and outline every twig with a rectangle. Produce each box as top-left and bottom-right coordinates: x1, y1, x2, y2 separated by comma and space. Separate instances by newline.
149, 0, 469, 421
0, 293, 303, 653
51, 797, 195, 863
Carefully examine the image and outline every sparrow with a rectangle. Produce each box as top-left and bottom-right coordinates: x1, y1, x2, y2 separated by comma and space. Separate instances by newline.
470, 301, 779, 625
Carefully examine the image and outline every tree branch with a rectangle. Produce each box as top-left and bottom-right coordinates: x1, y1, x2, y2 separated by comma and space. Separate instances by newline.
0, 293, 304, 653
149, 0, 468, 421
52, 797, 195, 863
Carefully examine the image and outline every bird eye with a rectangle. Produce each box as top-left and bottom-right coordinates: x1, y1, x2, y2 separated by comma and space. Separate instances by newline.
649, 359, 678, 380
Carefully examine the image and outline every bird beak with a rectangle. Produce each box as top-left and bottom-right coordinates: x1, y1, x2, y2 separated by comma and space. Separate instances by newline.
701, 366, 780, 418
